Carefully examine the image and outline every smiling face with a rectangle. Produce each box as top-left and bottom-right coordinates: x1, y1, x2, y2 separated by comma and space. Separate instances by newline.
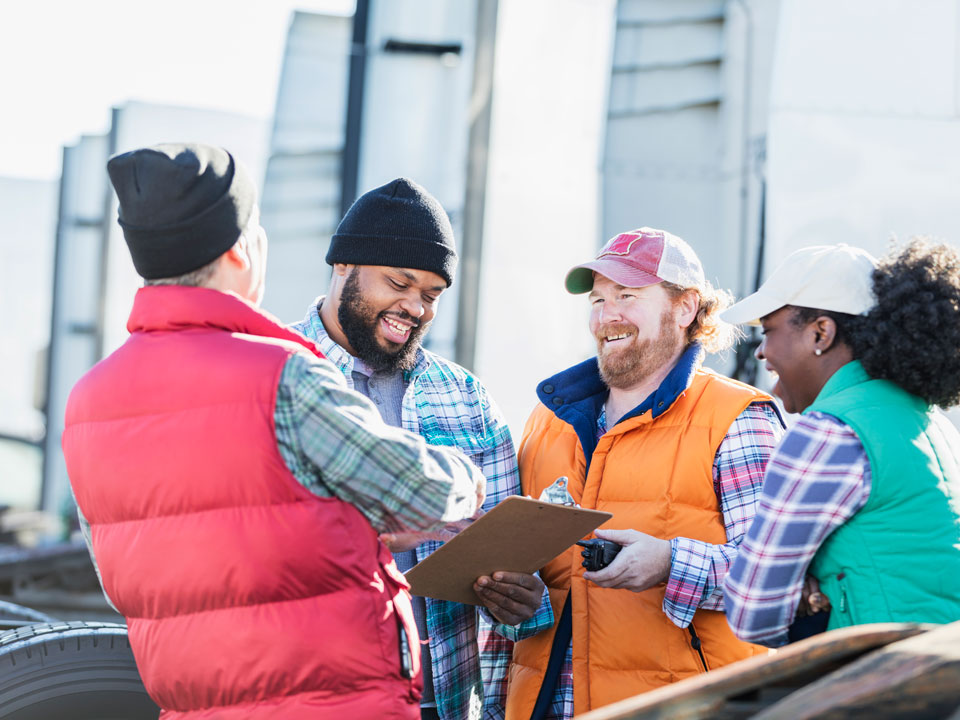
756, 306, 824, 414
334, 264, 446, 372
588, 274, 689, 389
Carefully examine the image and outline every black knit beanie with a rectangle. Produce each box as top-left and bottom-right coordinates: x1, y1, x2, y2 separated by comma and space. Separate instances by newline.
326, 178, 458, 287
106, 143, 256, 280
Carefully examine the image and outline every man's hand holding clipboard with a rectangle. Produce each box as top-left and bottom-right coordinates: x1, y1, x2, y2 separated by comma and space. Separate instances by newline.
403, 496, 612, 607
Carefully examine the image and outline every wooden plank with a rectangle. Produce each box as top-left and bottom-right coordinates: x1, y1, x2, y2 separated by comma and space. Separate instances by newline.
576, 623, 931, 720
754, 620, 960, 719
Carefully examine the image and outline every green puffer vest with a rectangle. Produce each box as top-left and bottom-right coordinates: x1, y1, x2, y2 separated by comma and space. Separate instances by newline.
807, 361, 960, 630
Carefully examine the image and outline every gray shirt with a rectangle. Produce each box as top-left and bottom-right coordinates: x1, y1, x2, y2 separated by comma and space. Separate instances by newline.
350, 358, 436, 708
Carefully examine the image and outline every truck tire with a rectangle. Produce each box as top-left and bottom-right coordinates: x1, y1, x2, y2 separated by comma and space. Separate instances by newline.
0, 602, 55, 631
0, 621, 160, 719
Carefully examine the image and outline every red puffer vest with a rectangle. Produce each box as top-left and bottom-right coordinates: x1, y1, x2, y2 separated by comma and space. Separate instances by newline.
62, 286, 421, 719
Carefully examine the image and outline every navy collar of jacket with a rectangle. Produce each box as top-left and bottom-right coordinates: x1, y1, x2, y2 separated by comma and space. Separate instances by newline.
535, 342, 704, 467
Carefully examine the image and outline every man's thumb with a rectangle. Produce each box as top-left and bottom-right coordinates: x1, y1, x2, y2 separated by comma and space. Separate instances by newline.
594, 528, 639, 544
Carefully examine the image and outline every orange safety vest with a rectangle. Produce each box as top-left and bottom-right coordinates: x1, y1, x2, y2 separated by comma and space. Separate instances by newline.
507, 368, 770, 718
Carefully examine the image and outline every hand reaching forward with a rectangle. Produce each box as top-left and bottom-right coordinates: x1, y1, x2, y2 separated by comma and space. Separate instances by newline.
379, 513, 483, 553
473, 572, 545, 626
582, 528, 671, 592
379, 528, 459, 553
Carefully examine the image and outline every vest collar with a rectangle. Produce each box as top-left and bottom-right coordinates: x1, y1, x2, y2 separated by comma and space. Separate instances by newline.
807, 360, 870, 411
536, 342, 703, 463
128, 285, 325, 360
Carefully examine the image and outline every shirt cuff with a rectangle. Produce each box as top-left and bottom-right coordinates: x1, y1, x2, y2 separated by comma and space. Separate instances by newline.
663, 537, 712, 628
478, 606, 517, 627
478, 583, 555, 642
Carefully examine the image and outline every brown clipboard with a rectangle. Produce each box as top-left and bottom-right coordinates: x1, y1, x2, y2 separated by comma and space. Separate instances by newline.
404, 495, 612, 606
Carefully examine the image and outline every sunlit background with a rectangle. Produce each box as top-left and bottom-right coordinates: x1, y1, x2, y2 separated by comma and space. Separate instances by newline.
3, 0, 960, 588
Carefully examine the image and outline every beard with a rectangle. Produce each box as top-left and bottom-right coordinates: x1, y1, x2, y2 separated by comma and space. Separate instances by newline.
337, 268, 429, 372
596, 310, 684, 390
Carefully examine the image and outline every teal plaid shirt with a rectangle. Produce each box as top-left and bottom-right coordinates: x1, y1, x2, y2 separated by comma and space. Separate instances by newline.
286, 299, 553, 720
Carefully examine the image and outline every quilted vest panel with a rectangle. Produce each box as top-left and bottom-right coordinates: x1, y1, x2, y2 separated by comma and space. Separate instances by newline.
63, 286, 421, 719
807, 361, 960, 630
508, 370, 769, 718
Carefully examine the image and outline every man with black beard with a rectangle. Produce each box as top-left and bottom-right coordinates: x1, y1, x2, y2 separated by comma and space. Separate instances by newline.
291, 178, 552, 720
503, 228, 785, 719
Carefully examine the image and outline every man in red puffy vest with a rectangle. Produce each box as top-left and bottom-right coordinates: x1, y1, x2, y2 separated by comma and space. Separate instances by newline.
62, 143, 486, 720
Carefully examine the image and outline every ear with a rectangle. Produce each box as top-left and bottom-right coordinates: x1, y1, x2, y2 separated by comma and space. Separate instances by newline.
222, 236, 251, 271
813, 316, 838, 353
332, 263, 352, 277
675, 289, 699, 329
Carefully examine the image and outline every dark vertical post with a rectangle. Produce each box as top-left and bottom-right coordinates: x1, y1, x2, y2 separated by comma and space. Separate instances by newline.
340, 0, 371, 219
455, 0, 499, 371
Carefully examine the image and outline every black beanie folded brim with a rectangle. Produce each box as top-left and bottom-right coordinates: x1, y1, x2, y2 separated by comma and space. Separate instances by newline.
326, 232, 457, 287
326, 177, 458, 286
117, 179, 253, 279
107, 143, 255, 280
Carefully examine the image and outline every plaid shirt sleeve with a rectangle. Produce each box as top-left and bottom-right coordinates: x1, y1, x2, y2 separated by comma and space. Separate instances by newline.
663, 401, 785, 628
274, 352, 484, 534
723, 412, 870, 647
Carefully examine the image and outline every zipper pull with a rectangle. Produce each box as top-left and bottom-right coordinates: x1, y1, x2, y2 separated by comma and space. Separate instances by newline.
837, 573, 847, 614
398, 625, 412, 678
688, 625, 709, 672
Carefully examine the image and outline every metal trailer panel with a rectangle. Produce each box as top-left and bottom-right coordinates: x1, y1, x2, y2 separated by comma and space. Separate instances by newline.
602, 0, 731, 379
767, 0, 960, 264
598, 0, 781, 386
0, 177, 57, 439
617, 0, 725, 24
0, 175, 57, 511
42, 134, 111, 519
42, 104, 268, 518
765, 0, 960, 422
471, 0, 617, 439
354, 0, 479, 362
260, 11, 351, 324
602, 0, 728, 285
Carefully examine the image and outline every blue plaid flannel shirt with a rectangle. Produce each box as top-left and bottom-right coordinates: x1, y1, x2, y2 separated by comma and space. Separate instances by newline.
290, 299, 553, 720
724, 412, 871, 647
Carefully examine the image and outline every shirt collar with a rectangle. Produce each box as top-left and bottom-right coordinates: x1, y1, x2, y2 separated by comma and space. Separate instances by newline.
537, 341, 703, 421
535, 342, 705, 466
295, 296, 432, 382
623, 341, 703, 422
295, 296, 357, 375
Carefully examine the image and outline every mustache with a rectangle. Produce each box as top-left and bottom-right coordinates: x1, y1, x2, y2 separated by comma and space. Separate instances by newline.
381, 310, 420, 328
595, 322, 636, 341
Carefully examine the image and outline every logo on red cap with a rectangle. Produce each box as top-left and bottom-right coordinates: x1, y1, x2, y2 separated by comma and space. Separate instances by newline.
599, 231, 655, 258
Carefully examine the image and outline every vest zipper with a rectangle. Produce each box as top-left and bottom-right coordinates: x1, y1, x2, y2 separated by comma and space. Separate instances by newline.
395, 608, 417, 701
688, 625, 709, 673
836, 571, 854, 624
398, 622, 413, 679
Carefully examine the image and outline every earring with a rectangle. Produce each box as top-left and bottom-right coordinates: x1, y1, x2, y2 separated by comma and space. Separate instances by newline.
815, 349, 823, 356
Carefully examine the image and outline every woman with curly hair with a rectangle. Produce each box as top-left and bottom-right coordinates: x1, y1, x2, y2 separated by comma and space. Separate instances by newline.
720, 240, 960, 646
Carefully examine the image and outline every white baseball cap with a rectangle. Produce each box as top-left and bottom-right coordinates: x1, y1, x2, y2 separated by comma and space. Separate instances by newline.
722, 244, 878, 326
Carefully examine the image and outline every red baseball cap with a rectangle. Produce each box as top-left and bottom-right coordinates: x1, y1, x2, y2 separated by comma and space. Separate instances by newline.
565, 227, 706, 294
